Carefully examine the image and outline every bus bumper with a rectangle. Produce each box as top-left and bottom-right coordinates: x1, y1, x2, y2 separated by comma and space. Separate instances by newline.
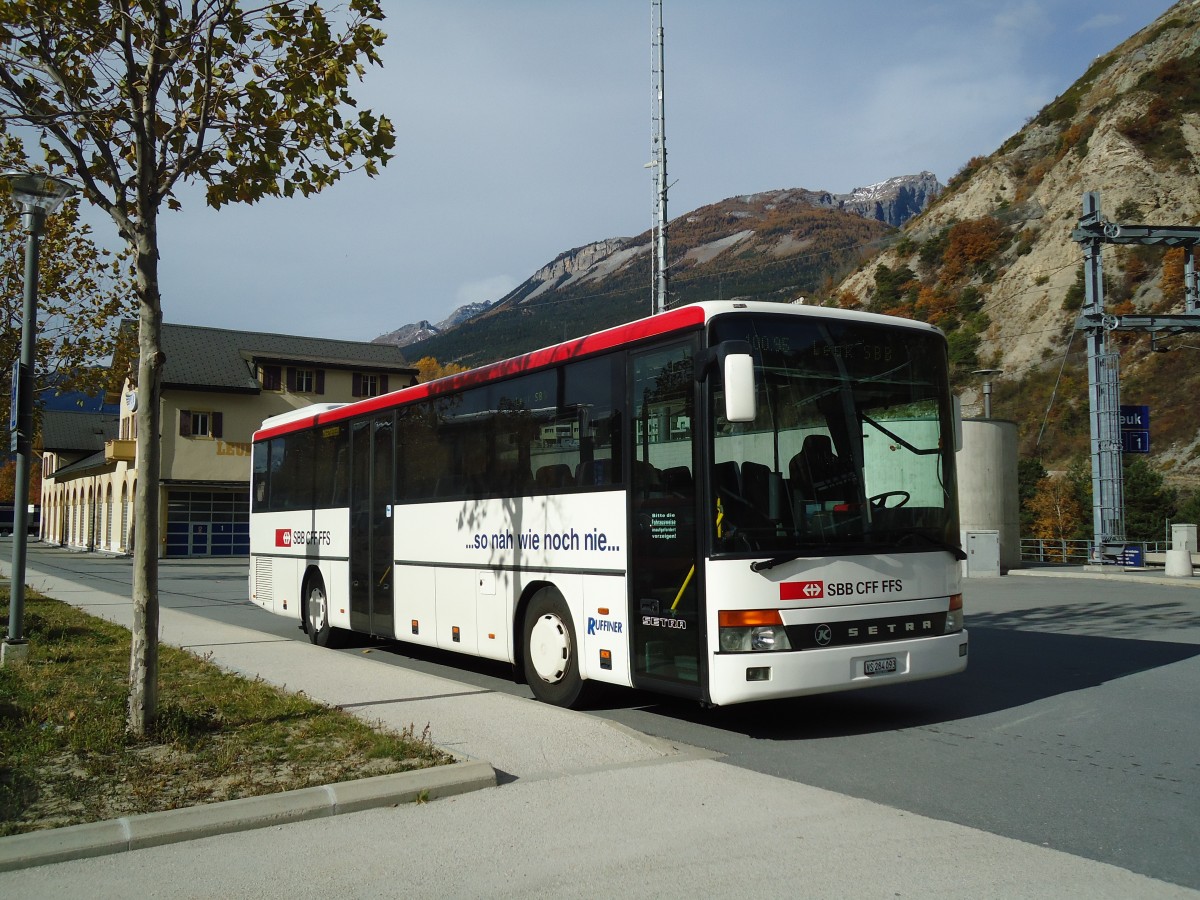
706, 629, 968, 706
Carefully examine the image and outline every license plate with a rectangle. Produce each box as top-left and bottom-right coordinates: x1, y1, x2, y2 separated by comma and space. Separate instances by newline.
864, 656, 897, 676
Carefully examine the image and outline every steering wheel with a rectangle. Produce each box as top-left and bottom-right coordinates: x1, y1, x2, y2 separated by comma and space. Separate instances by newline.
869, 490, 910, 509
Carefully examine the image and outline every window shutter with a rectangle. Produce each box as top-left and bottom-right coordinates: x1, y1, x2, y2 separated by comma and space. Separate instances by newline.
315, 370, 325, 395
352, 372, 363, 397
263, 365, 281, 391
212, 412, 223, 439
286, 367, 297, 391
179, 410, 192, 437
380, 374, 389, 395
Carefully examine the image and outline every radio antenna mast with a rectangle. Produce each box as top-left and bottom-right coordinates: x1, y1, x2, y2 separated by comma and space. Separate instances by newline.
650, 0, 669, 314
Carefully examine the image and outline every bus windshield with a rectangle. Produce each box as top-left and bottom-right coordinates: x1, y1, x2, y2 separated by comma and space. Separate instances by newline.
708, 313, 958, 557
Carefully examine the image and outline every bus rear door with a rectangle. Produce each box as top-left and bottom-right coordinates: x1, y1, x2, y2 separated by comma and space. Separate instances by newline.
349, 414, 395, 637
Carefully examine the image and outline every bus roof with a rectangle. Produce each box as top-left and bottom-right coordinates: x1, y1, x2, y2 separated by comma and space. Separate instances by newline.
259, 403, 348, 431
252, 301, 941, 442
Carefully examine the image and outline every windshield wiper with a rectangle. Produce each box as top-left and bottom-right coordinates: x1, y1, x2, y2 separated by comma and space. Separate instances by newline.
860, 413, 940, 456
751, 551, 815, 572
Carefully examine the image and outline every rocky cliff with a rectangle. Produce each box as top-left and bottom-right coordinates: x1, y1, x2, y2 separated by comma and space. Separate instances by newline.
834, 0, 1200, 476
829, 171, 942, 227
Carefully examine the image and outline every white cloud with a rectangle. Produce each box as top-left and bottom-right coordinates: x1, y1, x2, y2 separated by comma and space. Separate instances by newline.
1079, 13, 1123, 31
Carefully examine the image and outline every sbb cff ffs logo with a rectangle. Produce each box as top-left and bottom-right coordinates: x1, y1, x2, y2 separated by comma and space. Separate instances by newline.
779, 579, 905, 601
780, 580, 824, 601
274, 528, 332, 547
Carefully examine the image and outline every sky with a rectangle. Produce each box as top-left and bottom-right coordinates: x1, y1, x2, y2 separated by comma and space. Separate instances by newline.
90, 0, 1179, 344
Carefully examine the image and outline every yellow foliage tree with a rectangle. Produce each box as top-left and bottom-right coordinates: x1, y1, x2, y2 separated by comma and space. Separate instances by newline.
915, 285, 956, 326
1027, 474, 1085, 561
415, 356, 468, 383
1161, 247, 1186, 306
939, 217, 1007, 283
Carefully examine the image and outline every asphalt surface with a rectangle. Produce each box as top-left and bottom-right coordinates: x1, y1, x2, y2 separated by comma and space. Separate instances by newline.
1, 544, 1197, 898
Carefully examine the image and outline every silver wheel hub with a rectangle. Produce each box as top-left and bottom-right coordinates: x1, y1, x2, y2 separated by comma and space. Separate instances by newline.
308, 588, 326, 630
528, 613, 570, 683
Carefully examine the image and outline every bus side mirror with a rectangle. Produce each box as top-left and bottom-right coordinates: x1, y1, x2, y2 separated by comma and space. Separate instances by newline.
724, 353, 756, 423
952, 395, 963, 452
696, 340, 756, 423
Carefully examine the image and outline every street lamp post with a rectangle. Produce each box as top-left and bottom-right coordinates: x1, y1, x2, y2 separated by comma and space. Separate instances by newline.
972, 368, 1003, 419
1, 171, 77, 666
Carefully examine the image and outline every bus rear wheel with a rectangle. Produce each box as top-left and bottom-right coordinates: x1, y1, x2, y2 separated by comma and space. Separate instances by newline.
305, 579, 332, 647
522, 588, 585, 707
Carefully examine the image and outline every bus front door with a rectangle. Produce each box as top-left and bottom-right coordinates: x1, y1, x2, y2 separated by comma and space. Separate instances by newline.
629, 342, 702, 695
350, 414, 395, 637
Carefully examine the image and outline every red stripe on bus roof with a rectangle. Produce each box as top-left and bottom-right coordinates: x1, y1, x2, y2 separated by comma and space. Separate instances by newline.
252, 304, 707, 442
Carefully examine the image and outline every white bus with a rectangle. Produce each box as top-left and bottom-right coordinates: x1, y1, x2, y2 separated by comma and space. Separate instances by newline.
249, 301, 967, 707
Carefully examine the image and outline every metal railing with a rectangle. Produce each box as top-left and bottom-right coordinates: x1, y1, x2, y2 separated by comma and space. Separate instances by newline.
1020, 538, 1171, 565
1020, 538, 1091, 564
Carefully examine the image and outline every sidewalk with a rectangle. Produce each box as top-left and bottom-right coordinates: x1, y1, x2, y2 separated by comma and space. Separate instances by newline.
2, 549, 1196, 897
1007, 562, 1200, 588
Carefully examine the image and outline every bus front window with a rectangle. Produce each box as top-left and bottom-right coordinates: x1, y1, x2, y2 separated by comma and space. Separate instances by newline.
708, 314, 959, 556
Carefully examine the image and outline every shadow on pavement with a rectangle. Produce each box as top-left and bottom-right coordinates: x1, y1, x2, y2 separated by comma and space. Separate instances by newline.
642, 626, 1200, 740
339, 621, 1200, 743
968, 600, 1200, 636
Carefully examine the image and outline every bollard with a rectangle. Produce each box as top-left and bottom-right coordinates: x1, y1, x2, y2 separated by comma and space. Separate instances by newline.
1164, 548, 1193, 578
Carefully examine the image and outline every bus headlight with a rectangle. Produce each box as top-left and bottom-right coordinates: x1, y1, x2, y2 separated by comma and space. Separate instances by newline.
945, 593, 964, 633
751, 626, 790, 651
720, 628, 747, 652
718, 610, 791, 652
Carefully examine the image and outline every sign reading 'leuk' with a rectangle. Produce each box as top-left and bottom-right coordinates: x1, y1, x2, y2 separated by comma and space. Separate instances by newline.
1120, 404, 1150, 454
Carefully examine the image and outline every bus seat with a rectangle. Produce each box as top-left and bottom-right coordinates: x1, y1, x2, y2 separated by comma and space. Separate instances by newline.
632, 460, 663, 490
742, 461, 790, 525
789, 435, 856, 502
434, 476, 461, 497
741, 461, 769, 500
493, 461, 532, 494
577, 458, 614, 486
535, 464, 572, 488
661, 465, 693, 495
714, 460, 742, 498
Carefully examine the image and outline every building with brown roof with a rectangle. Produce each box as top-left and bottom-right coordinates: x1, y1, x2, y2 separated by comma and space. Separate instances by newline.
40, 321, 416, 557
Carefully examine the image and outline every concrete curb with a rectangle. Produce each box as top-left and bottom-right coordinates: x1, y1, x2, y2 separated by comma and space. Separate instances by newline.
1006, 567, 1200, 588
0, 759, 496, 873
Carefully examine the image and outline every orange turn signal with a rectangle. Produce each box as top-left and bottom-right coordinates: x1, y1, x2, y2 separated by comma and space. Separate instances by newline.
718, 609, 783, 627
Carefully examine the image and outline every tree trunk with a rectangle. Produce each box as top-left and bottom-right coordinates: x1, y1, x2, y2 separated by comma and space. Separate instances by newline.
127, 225, 164, 737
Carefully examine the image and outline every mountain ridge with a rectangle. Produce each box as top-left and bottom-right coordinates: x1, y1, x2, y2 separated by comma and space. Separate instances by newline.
373, 172, 940, 351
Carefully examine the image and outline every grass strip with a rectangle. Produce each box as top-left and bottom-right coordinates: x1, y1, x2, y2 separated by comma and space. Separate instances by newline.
0, 589, 451, 836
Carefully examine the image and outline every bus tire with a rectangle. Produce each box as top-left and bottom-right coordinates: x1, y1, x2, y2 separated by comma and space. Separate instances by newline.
305, 578, 332, 647
522, 587, 585, 707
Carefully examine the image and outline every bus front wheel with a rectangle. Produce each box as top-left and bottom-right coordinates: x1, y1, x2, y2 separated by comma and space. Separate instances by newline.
522, 588, 585, 707
305, 579, 332, 647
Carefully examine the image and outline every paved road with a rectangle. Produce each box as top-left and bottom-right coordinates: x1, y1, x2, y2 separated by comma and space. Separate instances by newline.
4, 543, 1199, 895
604, 573, 1200, 889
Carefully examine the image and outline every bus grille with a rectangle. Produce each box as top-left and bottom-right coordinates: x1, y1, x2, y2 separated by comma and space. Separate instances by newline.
785, 612, 948, 650
254, 557, 273, 604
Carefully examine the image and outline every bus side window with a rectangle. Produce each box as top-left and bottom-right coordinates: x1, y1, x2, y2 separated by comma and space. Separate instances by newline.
268, 441, 287, 510
252, 441, 270, 511
397, 402, 446, 501
562, 353, 620, 488
314, 423, 349, 508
